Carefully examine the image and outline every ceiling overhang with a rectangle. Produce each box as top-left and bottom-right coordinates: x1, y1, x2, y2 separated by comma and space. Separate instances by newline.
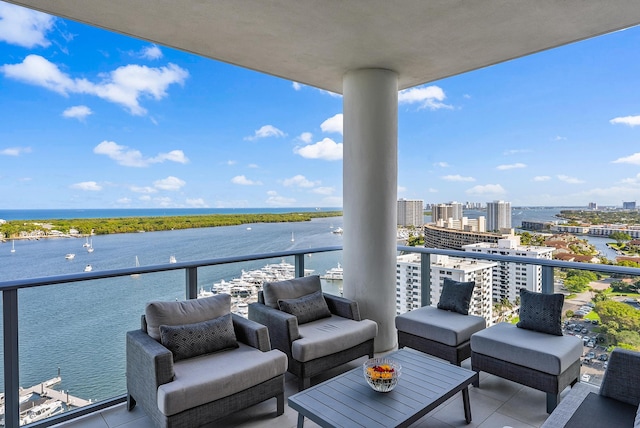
6, 1, 640, 93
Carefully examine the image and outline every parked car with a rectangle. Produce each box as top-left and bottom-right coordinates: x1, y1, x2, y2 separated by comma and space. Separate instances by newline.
581, 373, 591, 382
581, 328, 588, 334
587, 351, 596, 359
598, 354, 608, 361
587, 341, 595, 348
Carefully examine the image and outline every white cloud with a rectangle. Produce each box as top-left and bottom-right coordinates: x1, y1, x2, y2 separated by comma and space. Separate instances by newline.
557, 174, 585, 184
141, 45, 163, 60
292, 82, 302, 91
283, 175, 318, 188
265, 190, 295, 206
552, 136, 567, 141
503, 149, 532, 155
427, 188, 438, 193
497, 163, 526, 170
62, 105, 92, 120
398, 185, 407, 193
313, 187, 334, 195
186, 198, 208, 208
298, 132, 313, 143
0, 146, 31, 156
620, 173, 640, 185
398, 85, 452, 110
154, 176, 185, 191
0, 3, 54, 48
320, 114, 343, 135
226, 160, 237, 166
70, 181, 102, 191
1, 55, 189, 115
465, 184, 506, 195
533, 176, 551, 182
434, 162, 449, 168
244, 125, 286, 141
612, 152, 640, 165
93, 141, 189, 167
441, 174, 475, 182
154, 196, 173, 207
610, 115, 640, 127
139, 195, 152, 201
294, 137, 343, 161
248, 163, 259, 168
232, 175, 262, 186
116, 197, 132, 204
130, 185, 157, 194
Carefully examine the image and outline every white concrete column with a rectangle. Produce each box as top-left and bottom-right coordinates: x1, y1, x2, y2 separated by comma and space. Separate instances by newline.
342, 69, 398, 352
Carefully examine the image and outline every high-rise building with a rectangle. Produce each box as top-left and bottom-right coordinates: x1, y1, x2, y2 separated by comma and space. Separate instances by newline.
395, 253, 495, 322
623, 201, 636, 210
588, 202, 598, 210
486, 200, 511, 232
462, 236, 555, 303
397, 198, 424, 227
432, 201, 463, 223
424, 224, 507, 250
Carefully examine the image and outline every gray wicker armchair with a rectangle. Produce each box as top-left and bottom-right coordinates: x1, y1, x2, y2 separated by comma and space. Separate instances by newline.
542, 348, 640, 427
248, 275, 377, 390
126, 294, 287, 428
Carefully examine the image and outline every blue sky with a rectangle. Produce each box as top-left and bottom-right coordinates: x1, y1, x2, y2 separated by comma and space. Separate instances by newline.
2, 2, 640, 209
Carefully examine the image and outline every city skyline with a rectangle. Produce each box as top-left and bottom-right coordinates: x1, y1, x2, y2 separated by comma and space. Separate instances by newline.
2, 2, 640, 209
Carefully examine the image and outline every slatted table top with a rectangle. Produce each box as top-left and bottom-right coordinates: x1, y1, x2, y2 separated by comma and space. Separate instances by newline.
288, 348, 478, 428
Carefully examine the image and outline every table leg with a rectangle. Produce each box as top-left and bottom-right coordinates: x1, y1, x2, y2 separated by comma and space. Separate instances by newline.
462, 387, 472, 424
297, 413, 305, 428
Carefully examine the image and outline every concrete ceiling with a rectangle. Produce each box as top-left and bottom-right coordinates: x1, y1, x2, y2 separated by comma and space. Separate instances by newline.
7, 1, 640, 93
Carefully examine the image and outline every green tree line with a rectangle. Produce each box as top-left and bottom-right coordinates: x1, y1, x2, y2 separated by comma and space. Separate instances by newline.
0, 211, 343, 238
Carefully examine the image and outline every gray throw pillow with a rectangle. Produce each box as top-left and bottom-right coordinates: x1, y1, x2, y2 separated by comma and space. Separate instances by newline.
263, 275, 322, 308
516, 288, 564, 336
437, 278, 475, 315
159, 313, 238, 361
278, 290, 332, 324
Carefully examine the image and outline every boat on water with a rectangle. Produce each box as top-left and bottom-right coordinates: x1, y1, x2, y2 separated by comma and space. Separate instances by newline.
10, 240, 15, 253
169, 255, 177, 264
84, 265, 92, 272
332, 227, 343, 235
19, 400, 64, 426
87, 239, 94, 253
65, 254, 75, 260
82, 237, 90, 248
131, 256, 141, 278
291, 232, 295, 242
320, 263, 343, 281
246, 227, 252, 230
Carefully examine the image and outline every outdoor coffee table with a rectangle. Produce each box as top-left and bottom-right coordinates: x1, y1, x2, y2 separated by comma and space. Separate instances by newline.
288, 347, 478, 427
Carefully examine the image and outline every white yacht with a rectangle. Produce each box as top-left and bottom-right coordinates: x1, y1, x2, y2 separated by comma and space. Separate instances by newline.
332, 227, 343, 235
20, 400, 64, 426
65, 253, 75, 260
169, 255, 177, 264
84, 264, 92, 272
320, 263, 343, 281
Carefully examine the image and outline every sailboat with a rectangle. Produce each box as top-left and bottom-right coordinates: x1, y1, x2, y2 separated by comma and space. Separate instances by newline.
291, 232, 295, 242
131, 256, 141, 278
10, 240, 15, 253
169, 255, 177, 264
82, 237, 90, 248
87, 239, 94, 253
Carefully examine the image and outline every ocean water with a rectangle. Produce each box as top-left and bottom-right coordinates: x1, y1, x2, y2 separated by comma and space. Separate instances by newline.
0, 213, 345, 402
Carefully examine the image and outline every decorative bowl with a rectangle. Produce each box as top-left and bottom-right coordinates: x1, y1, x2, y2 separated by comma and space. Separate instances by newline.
363, 357, 401, 392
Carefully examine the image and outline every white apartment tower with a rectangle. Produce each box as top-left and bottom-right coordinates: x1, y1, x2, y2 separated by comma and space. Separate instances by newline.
486, 200, 512, 232
397, 199, 424, 227
462, 236, 555, 303
432, 201, 463, 223
395, 253, 496, 323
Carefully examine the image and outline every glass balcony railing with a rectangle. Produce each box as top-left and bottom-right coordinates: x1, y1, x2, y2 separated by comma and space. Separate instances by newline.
1, 244, 639, 427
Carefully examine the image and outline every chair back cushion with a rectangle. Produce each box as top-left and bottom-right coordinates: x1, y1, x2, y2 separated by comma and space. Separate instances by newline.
159, 313, 238, 361
516, 288, 564, 336
437, 278, 475, 315
278, 290, 332, 324
145, 294, 231, 340
263, 275, 322, 308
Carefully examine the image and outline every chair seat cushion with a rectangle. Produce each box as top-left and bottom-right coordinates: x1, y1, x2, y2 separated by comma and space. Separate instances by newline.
292, 315, 378, 362
157, 343, 287, 416
263, 275, 323, 308
470, 322, 582, 375
395, 306, 486, 347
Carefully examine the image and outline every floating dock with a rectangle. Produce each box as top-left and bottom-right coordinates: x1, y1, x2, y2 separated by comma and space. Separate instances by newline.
21, 377, 91, 408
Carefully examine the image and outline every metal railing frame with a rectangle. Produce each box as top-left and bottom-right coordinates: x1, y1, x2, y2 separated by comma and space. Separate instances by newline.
2, 244, 640, 427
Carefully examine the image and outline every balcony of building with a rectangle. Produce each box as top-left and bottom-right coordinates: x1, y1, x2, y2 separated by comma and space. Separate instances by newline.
0, 245, 637, 428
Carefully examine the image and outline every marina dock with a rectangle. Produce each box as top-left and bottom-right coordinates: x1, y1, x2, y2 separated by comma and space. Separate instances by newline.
21, 377, 91, 408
